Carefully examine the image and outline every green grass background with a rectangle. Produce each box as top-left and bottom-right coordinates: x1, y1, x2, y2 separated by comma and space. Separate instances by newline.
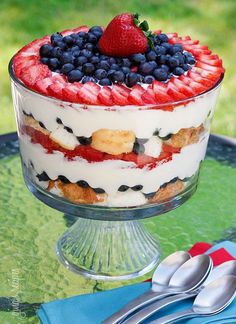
1, 0, 235, 137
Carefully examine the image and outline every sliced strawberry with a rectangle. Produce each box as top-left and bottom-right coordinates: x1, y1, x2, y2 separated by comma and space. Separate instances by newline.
18, 36, 50, 56
14, 55, 38, 78
179, 75, 207, 94
166, 32, 178, 39
20, 64, 50, 86
195, 61, 225, 74
76, 145, 104, 162
182, 35, 191, 41
62, 83, 82, 102
152, 81, 173, 104
60, 29, 74, 36
142, 87, 157, 104
178, 39, 199, 45
188, 70, 215, 87
47, 82, 65, 100
184, 44, 209, 51
167, 82, 187, 101
153, 29, 162, 35
33, 77, 52, 95
162, 144, 181, 154
78, 82, 101, 105
98, 86, 114, 106
196, 54, 220, 61
172, 78, 195, 97
111, 85, 130, 106
128, 85, 145, 105
168, 37, 181, 44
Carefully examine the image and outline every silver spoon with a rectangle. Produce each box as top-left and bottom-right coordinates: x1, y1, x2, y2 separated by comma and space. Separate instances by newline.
103, 254, 212, 324
150, 275, 236, 324
123, 260, 236, 324
102, 251, 190, 324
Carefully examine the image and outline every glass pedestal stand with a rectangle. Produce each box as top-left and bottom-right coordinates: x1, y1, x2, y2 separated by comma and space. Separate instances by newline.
56, 218, 160, 281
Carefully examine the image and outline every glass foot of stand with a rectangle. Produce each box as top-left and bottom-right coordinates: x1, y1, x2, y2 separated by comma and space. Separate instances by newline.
56, 218, 160, 281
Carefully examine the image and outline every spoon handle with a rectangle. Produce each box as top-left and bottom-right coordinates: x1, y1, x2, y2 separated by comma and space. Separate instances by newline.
122, 291, 197, 324
102, 290, 171, 324
150, 308, 195, 324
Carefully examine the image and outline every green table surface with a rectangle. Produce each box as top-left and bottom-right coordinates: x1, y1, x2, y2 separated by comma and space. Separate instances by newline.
0, 133, 236, 324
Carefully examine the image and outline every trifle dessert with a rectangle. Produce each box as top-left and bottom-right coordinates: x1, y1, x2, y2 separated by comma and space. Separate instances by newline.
10, 13, 224, 208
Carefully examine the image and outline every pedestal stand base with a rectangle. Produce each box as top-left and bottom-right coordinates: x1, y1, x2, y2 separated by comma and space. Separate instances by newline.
56, 218, 160, 281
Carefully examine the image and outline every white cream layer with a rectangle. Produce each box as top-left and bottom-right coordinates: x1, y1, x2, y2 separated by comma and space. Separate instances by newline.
19, 132, 209, 196
16, 83, 217, 138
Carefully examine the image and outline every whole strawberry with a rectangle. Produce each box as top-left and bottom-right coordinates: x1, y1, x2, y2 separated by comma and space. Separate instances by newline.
99, 13, 150, 57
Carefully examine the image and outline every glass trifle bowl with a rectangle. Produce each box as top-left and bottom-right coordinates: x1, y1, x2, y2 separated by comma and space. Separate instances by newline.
9, 17, 224, 280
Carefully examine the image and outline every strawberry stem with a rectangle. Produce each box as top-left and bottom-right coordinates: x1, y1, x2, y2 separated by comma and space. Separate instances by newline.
133, 13, 154, 48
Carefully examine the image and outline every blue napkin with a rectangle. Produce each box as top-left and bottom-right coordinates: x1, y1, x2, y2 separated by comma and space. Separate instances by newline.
38, 241, 236, 324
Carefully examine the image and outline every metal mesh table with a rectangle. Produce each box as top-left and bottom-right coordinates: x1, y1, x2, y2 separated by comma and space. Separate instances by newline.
0, 133, 235, 324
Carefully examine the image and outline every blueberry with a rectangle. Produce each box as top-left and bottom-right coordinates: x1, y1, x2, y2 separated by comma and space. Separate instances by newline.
168, 57, 180, 68
61, 63, 75, 74
144, 192, 156, 199
48, 58, 60, 70
64, 126, 73, 133
89, 26, 103, 35
77, 136, 92, 145
93, 187, 105, 194
149, 61, 158, 69
99, 60, 110, 70
173, 67, 185, 76
169, 45, 183, 55
77, 180, 89, 188
82, 76, 97, 83
182, 64, 190, 71
154, 45, 166, 55
39, 121, 46, 129
157, 55, 167, 65
60, 52, 74, 64
37, 171, 50, 182
58, 175, 70, 183
56, 117, 63, 124
107, 70, 116, 78
160, 64, 169, 72
73, 50, 81, 57
40, 44, 53, 57
121, 67, 131, 74
126, 73, 139, 87
75, 38, 84, 47
50, 32, 63, 45
131, 53, 146, 63
82, 63, 95, 75
144, 75, 155, 84
94, 69, 107, 80
112, 70, 125, 82
81, 49, 93, 58
99, 78, 112, 86
157, 33, 169, 43
90, 56, 100, 64
40, 57, 49, 65
56, 41, 67, 50
71, 45, 80, 52
63, 35, 75, 45
152, 35, 161, 45
110, 63, 120, 71
74, 56, 88, 66
84, 43, 94, 51
153, 68, 169, 81
118, 185, 129, 192
121, 58, 131, 67
87, 32, 97, 43
132, 185, 143, 191
77, 31, 87, 38
158, 133, 172, 140
186, 56, 196, 65
68, 69, 84, 82
51, 46, 63, 58
139, 62, 155, 75
133, 141, 145, 154
107, 57, 116, 65
161, 42, 172, 52
146, 50, 157, 61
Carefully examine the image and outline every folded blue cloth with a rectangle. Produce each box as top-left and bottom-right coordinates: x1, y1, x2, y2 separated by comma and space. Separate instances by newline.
38, 241, 236, 324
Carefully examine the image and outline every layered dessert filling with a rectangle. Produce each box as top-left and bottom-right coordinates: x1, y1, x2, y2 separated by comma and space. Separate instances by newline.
11, 12, 224, 207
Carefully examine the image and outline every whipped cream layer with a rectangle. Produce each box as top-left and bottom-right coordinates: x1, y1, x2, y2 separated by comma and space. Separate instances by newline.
20, 132, 208, 197
15, 83, 217, 138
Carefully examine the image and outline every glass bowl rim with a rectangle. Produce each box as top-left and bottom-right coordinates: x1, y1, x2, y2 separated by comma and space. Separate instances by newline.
8, 57, 224, 110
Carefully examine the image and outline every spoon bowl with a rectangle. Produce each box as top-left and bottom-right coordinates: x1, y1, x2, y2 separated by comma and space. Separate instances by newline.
193, 275, 236, 314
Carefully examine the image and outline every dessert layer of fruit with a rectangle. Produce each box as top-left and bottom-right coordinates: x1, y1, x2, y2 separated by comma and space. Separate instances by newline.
12, 13, 223, 206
